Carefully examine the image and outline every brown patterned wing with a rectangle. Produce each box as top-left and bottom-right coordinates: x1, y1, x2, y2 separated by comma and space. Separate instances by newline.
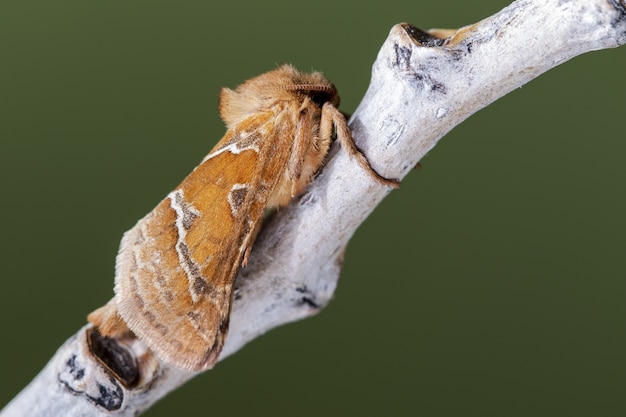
114, 112, 293, 371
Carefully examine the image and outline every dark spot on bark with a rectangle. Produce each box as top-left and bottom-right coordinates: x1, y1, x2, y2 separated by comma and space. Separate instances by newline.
413, 71, 447, 94
93, 382, 124, 411
300, 297, 320, 309
610, 0, 626, 16
66, 355, 85, 381
88, 329, 139, 388
393, 43, 413, 70
402, 23, 447, 47
608, 0, 626, 33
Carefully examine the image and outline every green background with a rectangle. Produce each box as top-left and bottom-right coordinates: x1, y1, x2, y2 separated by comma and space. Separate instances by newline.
1, 1, 625, 416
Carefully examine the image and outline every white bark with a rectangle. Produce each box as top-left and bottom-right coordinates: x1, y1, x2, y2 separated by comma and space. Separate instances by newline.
3, 0, 625, 415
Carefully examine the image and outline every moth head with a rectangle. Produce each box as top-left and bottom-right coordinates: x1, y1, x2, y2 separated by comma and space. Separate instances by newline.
218, 64, 340, 129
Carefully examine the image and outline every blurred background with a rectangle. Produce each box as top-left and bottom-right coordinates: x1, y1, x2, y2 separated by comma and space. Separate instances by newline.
1, 1, 625, 416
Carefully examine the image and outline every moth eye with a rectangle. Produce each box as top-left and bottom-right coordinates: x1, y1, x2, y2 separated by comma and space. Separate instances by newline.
307, 90, 334, 107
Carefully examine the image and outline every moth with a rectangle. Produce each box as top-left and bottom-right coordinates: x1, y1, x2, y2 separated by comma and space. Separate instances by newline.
88, 64, 398, 372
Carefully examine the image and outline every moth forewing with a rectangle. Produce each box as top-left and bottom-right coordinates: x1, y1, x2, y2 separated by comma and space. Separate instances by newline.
89, 64, 397, 372
112, 115, 294, 371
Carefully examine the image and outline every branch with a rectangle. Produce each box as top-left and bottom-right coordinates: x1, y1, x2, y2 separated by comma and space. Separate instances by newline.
3, 0, 625, 415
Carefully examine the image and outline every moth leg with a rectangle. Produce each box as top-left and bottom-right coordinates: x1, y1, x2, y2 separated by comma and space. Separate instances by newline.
322, 103, 400, 188
288, 98, 319, 197
318, 103, 333, 154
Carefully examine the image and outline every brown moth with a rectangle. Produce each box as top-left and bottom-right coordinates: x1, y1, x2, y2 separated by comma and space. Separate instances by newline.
88, 64, 398, 372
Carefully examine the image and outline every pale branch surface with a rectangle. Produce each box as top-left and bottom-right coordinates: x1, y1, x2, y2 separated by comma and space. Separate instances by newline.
3, 0, 625, 415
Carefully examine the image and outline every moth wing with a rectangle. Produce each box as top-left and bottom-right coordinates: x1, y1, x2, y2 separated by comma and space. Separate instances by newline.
114, 112, 293, 371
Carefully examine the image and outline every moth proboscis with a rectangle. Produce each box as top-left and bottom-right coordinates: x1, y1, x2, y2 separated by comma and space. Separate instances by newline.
88, 64, 398, 372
